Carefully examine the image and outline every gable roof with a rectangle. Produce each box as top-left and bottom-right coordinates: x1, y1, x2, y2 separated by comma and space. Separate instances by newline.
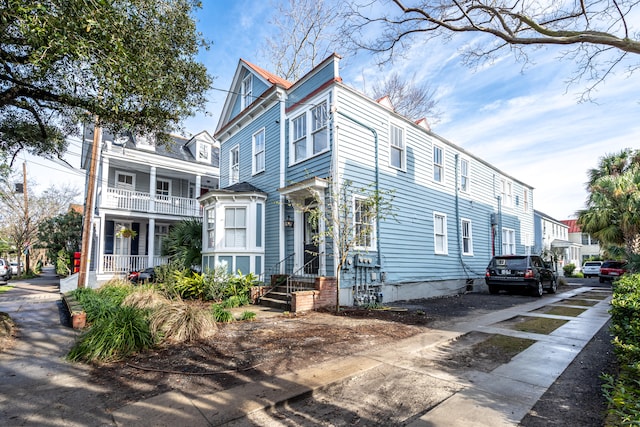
241, 59, 293, 89
562, 219, 581, 233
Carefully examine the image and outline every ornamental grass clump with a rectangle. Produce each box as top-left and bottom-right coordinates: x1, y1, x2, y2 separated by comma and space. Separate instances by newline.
149, 299, 217, 343
67, 305, 155, 363
212, 304, 234, 323
121, 287, 171, 310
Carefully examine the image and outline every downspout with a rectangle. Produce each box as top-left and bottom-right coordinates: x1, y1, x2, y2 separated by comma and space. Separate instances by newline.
334, 109, 381, 267
454, 154, 464, 274
278, 89, 287, 271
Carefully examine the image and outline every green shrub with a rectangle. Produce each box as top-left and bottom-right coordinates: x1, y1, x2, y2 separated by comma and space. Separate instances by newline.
212, 304, 234, 323
202, 264, 231, 301
224, 272, 258, 299
174, 271, 207, 299
56, 250, 70, 276
67, 305, 155, 362
97, 280, 135, 306
240, 311, 256, 321
605, 273, 640, 422
563, 263, 576, 276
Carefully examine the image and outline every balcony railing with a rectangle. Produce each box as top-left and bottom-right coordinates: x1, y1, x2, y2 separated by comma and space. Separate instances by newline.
103, 187, 200, 217
101, 255, 169, 275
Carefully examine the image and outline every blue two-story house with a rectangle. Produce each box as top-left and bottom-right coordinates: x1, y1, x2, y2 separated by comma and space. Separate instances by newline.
199, 54, 535, 306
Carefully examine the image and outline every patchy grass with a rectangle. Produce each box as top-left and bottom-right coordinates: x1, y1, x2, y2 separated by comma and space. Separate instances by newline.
477, 334, 535, 358
578, 292, 608, 300
512, 316, 568, 334
0, 285, 13, 294
533, 306, 587, 317
560, 298, 598, 307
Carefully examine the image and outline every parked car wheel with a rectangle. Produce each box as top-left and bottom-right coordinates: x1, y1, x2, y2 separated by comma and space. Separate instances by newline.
547, 278, 557, 294
532, 281, 543, 297
488, 285, 499, 295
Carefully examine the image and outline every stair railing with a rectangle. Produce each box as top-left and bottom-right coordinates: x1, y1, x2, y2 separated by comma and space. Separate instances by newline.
286, 253, 323, 295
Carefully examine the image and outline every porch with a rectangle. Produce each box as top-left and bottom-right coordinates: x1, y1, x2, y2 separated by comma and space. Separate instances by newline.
102, 187, 201, 217
100, 254, 169, 277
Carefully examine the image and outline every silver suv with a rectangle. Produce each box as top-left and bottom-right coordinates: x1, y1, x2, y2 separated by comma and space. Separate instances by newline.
582, 261, 603, 278
0, 258, 12, 282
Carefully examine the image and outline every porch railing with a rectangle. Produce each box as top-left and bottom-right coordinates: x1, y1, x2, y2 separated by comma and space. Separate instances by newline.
101, 255, 169, 275
286, 253, 323, 295
103, 187, 200, 217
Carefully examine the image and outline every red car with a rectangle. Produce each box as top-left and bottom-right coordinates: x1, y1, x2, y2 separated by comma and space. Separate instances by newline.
599, 261, 627, 283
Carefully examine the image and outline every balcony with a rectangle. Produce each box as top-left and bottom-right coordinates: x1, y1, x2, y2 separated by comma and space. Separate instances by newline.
103, 187, 201, 217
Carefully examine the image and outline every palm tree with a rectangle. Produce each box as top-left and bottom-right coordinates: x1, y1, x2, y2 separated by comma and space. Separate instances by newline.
161, 219, 203, 270
578, 149, 640, 261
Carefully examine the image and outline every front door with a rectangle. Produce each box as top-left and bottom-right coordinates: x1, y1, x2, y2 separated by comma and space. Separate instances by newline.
303, 211, 319, 274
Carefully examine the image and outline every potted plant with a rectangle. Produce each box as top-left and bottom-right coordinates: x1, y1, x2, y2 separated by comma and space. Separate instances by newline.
116, 227, 137, 239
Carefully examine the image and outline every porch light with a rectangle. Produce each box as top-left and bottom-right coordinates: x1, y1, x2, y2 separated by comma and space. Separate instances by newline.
284, 216, 294, 228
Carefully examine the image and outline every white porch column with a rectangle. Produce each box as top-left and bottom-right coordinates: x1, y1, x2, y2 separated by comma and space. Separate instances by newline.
101, 157, 109, 208
195, 175, 201, 197
149, 166, 156, 212
293, 209, 304, 272
148, 218, 155, 267
98, 214, 106, 274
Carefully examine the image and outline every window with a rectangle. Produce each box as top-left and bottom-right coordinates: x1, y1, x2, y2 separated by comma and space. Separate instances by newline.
252, 128, 265, 174
433, 145, 444, 183
434, 213, 448, 255
230, 145, 239, 185
502, 228, 515, 255
523, 188, 529, 212
154, 224, 169, 256
241, 74, 252, 109
354, 197, 375, 249
156, 179, 170, 200
311, 102, 328, 154
116, 172, 135, 190
460, 158, 469, 192
501, 179, 513, 207
206, 208, 215, 249
224, 207, 246, 248
292, 114, 307, 162
197, 142, 210, 162
461, 219, 473, 255
389, 124, 405, 169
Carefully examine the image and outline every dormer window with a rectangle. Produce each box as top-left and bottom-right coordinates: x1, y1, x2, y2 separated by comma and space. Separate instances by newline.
197, 141, 211, 163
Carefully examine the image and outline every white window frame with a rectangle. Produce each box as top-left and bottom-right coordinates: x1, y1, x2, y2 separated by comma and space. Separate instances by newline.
353, 196, 376, 251
389, 123, 405, 170
206, 207, 215, 250
502, 228, 516, 255
229, 145, 239, 185
501, 179, 513, 207
196, 141, 211, 163
433, 144, 445, 183
154, 224, 169, 256
115, 171, 135, 190
311, 101, 328, 154
252, 128, 265, 175
156, 178, 171, 197
224, 207, 247, 249
291, 113, 307, 163
523, 188, 529, 212
241, 74, 253, 109
433, 212, 448, 255
461, 218, 473, 256
460, 158, 470, 193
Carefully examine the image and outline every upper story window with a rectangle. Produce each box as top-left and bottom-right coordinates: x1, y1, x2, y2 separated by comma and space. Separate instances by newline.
434, 212, 448, 255
523, 188, 529, 212
433, 145, 444, 183
156, 179, 171, 199
116, 171, 135, 190
197, 141, 211, 163
501, 179, 513, 207
252, 128, 265, 175
290, 100, 330, 164
354, 196, 375, 250
389, 124, 405, 170
311, 102, 328, 154
460, 158, 469, 192
230, 145, 239, 185
225, 207, 246, 248
292, 114, 307, 162
241, 74, 253, 109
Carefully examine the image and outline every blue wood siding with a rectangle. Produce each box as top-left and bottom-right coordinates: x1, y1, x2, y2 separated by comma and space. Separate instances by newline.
286, 61, 335, 108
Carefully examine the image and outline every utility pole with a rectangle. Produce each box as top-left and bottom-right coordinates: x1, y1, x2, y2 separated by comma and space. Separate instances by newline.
22, 161, 29, 275
78, 122, 101, 288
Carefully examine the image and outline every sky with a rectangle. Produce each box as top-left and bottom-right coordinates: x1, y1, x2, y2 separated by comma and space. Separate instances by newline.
21, 0, 640, 221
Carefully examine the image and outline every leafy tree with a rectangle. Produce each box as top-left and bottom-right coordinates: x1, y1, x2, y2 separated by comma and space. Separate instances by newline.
37, 210, 83, 268
0, 0, 211, 167
161, 218, 203, 270
578, 149, 640, 262
343, 0, 640, 96
0, 172, 80, 272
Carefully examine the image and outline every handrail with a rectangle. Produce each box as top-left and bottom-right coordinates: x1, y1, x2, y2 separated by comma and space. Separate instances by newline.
286, 252, 323, 295
260, 252, 295, 285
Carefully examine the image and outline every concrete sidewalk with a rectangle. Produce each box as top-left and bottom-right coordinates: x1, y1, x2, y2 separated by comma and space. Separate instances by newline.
111, 287, 611, 426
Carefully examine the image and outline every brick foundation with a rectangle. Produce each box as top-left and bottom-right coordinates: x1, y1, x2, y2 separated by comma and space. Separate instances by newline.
291, 277, 337, 313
